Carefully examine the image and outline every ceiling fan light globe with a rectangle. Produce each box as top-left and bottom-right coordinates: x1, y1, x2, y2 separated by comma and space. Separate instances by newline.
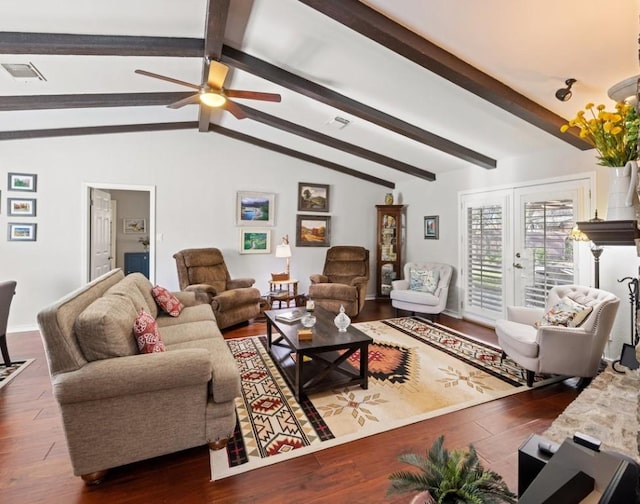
200, 92, 226, 108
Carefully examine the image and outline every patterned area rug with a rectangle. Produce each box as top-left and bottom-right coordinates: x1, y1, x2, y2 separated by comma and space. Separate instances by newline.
0, 359, 34, 390
211, 317, 540, 480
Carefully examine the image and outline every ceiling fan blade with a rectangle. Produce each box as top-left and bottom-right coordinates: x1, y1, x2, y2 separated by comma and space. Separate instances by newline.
167, 94, 201, 109
199, 106, 211, 132
207, 60, 229, 90
134, 69, 201, 91
225, 90, 282, 102
224, 100, 248, 120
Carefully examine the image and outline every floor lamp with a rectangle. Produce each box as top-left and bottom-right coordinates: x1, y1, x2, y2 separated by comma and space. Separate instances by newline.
569, 224, 603, 288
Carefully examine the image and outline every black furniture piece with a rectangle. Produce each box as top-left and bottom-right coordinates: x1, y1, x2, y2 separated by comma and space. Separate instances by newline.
0, 280, 17, 367
518, 434, 639, 503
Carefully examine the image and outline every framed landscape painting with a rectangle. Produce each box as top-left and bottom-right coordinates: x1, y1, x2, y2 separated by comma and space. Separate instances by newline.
297, 182, 330, 212
8, 172, 37, 192
8, 222, 37, 241
240, 228, 271, 254
237, 191, 275, 226
8, 198, 36, 217
296, 214, 331, 247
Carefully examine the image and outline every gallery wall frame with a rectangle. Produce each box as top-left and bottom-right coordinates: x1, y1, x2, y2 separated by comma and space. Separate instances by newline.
8, 172, 37, 192
297, 182, 330, 212
424, 215, 439, 239
123, 217, 146, 234
8, 198, 36, 217
296, 214, 331, 247
236, 191, 275, 226
8, 222, 37, 241
239, 228, 271, 254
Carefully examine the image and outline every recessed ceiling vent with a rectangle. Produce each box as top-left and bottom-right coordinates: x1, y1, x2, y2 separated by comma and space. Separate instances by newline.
1, 62, 46, 81
327, 116, 351, 130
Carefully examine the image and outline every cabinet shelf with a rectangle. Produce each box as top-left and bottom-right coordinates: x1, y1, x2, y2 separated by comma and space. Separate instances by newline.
375, 205, 406, 298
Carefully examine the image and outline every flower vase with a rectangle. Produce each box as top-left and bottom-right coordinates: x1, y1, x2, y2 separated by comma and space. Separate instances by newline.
607, 160, 638, 220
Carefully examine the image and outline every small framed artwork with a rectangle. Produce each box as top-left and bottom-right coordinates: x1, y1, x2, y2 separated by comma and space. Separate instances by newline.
8, 172, 37, 192
296, 214, 331, 247
8, 222, 37, 241
297, 182, 330, 212
240, 228, 271, 254
237, 191, 275, 226
8, 198, 36, 217
123, 218, 146, 234
424, 215, 439, 239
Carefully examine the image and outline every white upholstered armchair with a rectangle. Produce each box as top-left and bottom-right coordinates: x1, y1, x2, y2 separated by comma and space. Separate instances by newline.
390, 262, 453, 319
495, 285, 619, 387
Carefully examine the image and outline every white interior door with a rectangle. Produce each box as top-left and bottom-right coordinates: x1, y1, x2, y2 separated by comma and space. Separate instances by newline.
90, 188, 113, 280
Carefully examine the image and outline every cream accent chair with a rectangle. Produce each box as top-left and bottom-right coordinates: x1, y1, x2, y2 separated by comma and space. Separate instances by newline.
495, 285, 619, 387
390, 262, 453, 319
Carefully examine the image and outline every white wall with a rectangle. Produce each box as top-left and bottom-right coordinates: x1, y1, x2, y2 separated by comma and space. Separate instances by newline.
0, 129, 384, 331
397, 144, 640, 359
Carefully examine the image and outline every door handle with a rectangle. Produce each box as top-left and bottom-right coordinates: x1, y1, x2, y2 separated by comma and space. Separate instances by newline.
513, 263, 523, 269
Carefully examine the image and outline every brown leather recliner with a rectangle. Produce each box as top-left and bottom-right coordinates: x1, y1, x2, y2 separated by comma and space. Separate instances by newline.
174, 248, 261, 329
308, 246, 370, 317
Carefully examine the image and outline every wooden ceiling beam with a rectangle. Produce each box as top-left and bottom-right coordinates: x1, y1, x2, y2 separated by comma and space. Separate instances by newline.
0, 92, 193, 110
221, 46, 495, 169
241, 104, 436, 181
298, 0, 591, 150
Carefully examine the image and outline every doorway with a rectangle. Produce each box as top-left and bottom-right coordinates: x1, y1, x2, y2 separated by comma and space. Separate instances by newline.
82, 183, 156, 283
459, 176, 592, 324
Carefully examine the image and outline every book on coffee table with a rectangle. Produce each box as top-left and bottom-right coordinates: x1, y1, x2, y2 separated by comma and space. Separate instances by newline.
275, 309, 305, 323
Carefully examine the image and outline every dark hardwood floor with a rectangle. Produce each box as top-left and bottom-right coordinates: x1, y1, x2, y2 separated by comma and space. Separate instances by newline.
0, 300, 581, 503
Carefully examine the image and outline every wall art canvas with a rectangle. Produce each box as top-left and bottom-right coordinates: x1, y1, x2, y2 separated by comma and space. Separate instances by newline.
237, 191, 275, 226
296, 215, 331, 247
8, 173, 37, 192
8, 222, 37, 241
297, 183, 330, 212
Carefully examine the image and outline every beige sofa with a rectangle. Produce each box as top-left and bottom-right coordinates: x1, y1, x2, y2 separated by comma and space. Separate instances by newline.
37, 269, 241, 484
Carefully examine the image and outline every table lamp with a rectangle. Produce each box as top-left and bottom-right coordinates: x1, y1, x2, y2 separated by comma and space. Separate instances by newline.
273, 235, 292, 280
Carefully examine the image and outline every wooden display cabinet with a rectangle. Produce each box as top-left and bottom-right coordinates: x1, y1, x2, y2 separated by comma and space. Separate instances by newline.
375, 204, 406, 298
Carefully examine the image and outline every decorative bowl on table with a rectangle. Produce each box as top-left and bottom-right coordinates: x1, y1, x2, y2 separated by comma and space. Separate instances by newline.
301, 313, 316, 328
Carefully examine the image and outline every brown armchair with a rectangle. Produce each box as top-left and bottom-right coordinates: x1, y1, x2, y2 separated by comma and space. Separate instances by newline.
308, 246, 370, 317
174, 248, 261, 329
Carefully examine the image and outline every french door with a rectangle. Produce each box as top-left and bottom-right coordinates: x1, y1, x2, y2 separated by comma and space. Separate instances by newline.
461, 178, 590, 322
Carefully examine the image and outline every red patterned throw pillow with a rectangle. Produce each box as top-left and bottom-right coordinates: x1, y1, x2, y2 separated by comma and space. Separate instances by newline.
151, 285, 184, 317
133, 310, 166, 353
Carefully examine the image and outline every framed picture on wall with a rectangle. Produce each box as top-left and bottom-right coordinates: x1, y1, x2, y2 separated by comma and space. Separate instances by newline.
424, 215, 439, 239
123, 218, 146, 234
297, 182, 330, 212
236, 191, 275, 226
296, 214, 331, 247
8, 172, 37, 192
239, 228, 271, 254
8, 222, 37, 241
8, 198, 36, 217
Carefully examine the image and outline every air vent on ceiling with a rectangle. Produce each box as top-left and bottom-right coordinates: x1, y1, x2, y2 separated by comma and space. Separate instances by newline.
326, 116, 351, 130
1, 62, 46, 81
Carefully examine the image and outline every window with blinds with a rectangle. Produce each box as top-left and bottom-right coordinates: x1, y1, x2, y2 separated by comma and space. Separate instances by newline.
466, 204, 503, 314
523, 199, 575, 308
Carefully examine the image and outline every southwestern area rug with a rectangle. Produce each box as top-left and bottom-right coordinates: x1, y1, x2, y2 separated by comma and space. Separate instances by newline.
211, 317, 546, 480
0, 359, 34, 391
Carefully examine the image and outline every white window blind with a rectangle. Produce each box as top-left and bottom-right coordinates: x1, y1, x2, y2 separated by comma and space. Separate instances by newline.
466, 204, 503, 314
523, 199, 575, 308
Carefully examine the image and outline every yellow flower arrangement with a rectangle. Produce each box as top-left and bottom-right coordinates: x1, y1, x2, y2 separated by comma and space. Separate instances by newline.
561, 102, 639, 167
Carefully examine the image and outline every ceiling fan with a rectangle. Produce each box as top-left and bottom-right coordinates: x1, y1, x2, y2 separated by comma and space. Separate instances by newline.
135, 60, 281, 120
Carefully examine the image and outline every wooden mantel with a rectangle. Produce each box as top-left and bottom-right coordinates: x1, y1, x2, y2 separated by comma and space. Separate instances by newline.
576, 219, 640, 247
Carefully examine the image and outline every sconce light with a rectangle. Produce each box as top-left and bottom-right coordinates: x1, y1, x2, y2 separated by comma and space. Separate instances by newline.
555, 78, 577, 102
273, 235, 292, 281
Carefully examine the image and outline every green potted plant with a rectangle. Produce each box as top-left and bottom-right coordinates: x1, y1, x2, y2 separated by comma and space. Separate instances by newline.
387, 435, 517, 504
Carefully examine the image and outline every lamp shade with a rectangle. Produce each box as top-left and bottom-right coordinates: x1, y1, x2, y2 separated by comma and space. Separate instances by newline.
275, 244, 292, 258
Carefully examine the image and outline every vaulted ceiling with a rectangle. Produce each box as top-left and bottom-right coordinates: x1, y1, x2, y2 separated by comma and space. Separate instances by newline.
0, 0, 637, 187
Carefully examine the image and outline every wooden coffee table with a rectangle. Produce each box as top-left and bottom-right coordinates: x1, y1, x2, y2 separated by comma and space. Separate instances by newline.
265, 305, 372, 401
